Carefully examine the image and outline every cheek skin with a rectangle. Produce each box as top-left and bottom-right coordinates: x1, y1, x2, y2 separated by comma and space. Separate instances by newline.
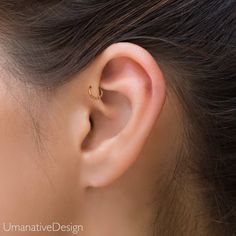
0, 85, 80, 233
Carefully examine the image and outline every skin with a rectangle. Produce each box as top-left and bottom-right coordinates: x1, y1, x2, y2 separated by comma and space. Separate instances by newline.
0, 43, 204, 236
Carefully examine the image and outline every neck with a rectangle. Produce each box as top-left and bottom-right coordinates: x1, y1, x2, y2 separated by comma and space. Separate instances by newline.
80, 181, 156, 236
153, 175, 223, 236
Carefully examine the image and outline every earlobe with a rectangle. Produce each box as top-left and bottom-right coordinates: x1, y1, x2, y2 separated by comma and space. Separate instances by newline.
81, 43, 166, 188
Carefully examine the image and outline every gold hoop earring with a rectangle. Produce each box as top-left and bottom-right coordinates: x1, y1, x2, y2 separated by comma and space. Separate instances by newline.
88, 86, 103, 100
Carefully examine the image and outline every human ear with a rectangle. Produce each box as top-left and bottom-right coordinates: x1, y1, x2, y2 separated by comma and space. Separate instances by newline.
80, 42, 166, 187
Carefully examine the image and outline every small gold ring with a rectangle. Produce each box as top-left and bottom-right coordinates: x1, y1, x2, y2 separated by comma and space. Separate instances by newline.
88, 86, 103, 100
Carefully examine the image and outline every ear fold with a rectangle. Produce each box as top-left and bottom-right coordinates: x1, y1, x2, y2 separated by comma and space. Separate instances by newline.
81, 43, 166, 187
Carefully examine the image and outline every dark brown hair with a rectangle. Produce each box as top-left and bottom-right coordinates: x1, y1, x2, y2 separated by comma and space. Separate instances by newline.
0, 1, 235, 235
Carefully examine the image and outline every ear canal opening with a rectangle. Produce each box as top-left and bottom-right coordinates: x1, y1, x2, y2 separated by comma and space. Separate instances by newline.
81, 114, 94, 150
89, 115, 94, 130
